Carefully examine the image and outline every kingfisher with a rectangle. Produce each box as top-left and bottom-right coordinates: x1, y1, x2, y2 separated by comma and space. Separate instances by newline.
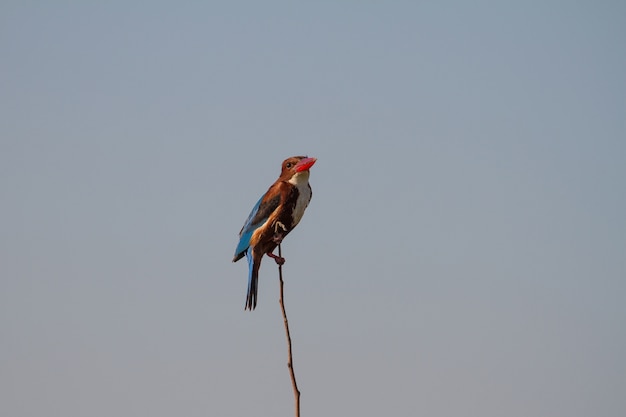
233, 155, 317, 310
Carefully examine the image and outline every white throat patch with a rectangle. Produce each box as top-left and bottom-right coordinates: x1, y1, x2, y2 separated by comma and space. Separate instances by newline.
288, 171, 310, 186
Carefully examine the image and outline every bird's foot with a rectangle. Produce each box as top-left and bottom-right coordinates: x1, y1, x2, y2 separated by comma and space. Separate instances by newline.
266, 252, 285, 265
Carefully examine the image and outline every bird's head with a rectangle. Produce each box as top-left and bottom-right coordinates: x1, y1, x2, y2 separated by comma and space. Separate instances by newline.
280, 156, 317, 182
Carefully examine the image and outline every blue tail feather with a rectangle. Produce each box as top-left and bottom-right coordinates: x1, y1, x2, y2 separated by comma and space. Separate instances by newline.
245, 247, 259, 310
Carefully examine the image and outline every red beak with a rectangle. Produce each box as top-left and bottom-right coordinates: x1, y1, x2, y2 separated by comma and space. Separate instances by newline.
295, 157, 317, 172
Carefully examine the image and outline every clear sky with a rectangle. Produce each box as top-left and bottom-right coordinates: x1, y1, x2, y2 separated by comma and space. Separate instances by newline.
1, 2, 625, 416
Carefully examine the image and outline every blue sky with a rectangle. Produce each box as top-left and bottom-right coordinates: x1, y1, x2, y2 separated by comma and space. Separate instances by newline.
1, 2, 625, 416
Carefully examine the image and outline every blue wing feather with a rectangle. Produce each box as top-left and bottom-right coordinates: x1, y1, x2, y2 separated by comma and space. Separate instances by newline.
233, 192, 281, 261
233, 195, 264, 259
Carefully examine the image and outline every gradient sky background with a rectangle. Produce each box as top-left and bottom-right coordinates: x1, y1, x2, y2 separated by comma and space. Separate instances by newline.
2, 2, 625, 416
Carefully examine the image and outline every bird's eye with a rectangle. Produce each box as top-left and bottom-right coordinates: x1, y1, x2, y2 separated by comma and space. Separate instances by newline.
286, 163, 293, 168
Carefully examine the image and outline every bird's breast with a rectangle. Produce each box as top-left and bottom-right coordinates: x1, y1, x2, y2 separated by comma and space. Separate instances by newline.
289, 181, 312, 227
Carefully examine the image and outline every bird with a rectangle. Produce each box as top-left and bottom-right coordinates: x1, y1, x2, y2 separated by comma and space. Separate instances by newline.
233, 155, 317, 310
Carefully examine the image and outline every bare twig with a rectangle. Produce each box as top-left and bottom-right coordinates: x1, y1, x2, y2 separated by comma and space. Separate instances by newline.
277, 244, 301, 417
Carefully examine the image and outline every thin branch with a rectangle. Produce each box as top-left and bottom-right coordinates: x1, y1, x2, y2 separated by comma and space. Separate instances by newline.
277, 244, 301, 417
